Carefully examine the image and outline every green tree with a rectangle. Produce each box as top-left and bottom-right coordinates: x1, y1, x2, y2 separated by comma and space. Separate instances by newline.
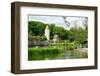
28, 21, 46, 36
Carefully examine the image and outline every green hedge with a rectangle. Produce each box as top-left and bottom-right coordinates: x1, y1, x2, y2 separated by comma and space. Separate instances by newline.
67, 43, 75, 50
28, 35, 47, 41
49, 43, 65, 49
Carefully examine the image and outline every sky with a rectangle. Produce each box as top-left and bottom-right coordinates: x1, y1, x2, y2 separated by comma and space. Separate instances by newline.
28, 15, 88, 30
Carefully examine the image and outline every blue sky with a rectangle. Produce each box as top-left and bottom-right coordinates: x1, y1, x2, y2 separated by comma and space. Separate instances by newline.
28, 15, 87, 29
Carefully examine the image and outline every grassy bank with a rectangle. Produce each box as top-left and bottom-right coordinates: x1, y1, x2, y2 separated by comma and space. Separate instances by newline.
28, 47, 64, 60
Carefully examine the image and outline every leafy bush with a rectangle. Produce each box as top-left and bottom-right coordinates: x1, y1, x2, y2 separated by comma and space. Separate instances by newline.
50, 43, 64, 46
28, 35, 47, 41
67, 42, 75, 50
40, 36, 47, 41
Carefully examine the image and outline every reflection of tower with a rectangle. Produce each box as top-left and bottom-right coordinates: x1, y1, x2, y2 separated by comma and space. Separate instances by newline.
45, 25, 50, 40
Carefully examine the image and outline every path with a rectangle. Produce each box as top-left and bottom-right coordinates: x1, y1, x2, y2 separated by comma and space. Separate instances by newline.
75, 48, 88, 53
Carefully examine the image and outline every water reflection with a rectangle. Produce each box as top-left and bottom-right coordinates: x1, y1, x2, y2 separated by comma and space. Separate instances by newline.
28, 48, 88, 61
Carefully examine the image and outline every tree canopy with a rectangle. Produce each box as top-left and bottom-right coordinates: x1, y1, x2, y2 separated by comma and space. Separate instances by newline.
28, 20, 88, 45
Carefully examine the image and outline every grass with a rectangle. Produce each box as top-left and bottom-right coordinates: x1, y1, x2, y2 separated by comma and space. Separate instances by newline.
28, 47, 64, 60
28, 42, 88, 60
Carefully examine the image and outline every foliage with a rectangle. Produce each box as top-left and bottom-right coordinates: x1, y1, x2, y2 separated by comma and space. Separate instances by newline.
28, 34, 47, 41
67, 42, 75, 50
28, 18, 88, 47
28, 47, 63, 60
49, 25, 68, 40
28, 21, 46, 36
28, 21, 69, 40
68, 18, 88, 45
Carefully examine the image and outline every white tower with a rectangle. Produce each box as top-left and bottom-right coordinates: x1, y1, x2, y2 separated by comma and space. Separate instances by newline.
45, 25, 50, 40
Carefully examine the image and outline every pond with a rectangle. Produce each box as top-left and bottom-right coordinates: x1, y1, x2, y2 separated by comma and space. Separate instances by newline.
28, 47, 88, 61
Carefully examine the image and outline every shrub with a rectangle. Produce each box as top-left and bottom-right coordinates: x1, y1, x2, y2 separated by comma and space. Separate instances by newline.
67, 42, 75, 50
28, 35, 47, 41
40, 36, 47, 41
50, 43, 64, 47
